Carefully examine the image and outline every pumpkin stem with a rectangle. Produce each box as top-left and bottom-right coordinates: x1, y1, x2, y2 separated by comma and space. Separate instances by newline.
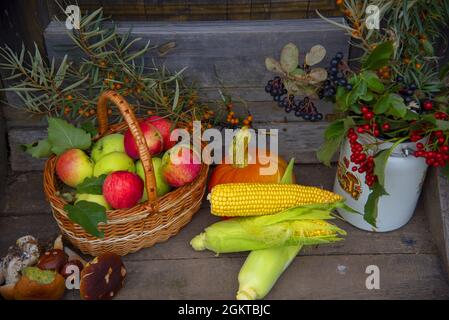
230, 126, 251, 168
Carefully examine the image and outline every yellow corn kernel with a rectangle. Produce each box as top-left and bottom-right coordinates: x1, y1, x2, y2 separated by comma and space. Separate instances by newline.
209, 183, 343, 217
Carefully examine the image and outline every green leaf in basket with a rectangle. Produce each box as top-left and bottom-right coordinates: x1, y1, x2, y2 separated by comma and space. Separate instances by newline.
76, 175, 107, 195
21, 138, 53, 158
47, 117, 91, 155
64, 200, 107, 238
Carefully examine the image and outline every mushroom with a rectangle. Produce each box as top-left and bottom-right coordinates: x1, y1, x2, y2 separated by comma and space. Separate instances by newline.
37, 249, 68, 272
14, 267, 65, 300
0, 235, 40, 299
79, 253, 126, 300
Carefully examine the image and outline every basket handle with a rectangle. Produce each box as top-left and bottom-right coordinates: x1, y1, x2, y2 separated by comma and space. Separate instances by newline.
97, 90, 158, 205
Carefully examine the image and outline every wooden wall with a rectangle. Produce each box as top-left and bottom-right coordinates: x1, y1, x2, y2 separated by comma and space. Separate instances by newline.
47, 0, 341, 21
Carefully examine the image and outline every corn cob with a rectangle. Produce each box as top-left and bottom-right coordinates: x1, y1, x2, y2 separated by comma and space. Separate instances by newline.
190, 203, 346, 253
237, 245, 302, 300
209, 183, 344, 217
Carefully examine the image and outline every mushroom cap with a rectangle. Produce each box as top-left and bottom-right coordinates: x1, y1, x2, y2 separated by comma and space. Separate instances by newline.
80, 253, 126, 300
37, 249, 68, 272
14, 267, 65, 300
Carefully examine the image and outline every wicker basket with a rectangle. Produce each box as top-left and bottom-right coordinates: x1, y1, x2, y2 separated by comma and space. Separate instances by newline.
43, 91, 209, 256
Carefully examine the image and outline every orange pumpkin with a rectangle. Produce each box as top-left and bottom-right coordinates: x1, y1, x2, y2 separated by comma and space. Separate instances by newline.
208, 150, 289, 192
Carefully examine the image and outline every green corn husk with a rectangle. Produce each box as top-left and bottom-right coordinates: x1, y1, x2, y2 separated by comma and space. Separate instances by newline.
236, 245, 302, 300
236, 158, 341, 300
190, 202, 346, 254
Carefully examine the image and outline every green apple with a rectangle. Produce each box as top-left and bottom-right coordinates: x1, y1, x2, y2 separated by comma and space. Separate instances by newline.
91, 133, 125, 162
93, 152, 135, 177
136, 157, 171, 201
75, 193, 111, 210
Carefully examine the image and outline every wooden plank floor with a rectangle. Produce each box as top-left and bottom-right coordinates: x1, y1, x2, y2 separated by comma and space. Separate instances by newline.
1, 165, 448, 299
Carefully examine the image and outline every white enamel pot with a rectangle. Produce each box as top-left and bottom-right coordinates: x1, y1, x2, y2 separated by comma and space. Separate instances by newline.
333, 134, 428, 232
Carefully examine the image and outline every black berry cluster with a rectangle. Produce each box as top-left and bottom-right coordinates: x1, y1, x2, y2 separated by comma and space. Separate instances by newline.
397, 77, 417, 105
264, 77, 323, 122
279, 95, 323, 121
319, 52, 352, 99
265, 76, 287, 102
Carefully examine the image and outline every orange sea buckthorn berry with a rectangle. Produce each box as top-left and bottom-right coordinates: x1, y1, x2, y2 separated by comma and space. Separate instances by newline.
90, 109, 95, 115
84, 111, 90, 117
66, 95, 73, 101
107, 109, 113, 115
415, 63, 422, 69
147, 110, 154, 115
114, 83, 122, 90
336, 0, 344, 5
78, 108, 84, 115
243, 119, 249, 126
247, 115, 253, 122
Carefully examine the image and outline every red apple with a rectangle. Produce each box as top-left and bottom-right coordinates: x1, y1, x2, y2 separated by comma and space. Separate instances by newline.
56, 149, 94, 187
124, 122, 163, 159
161, 144, 202, 187
102, 171, 144, 209
146, 116, 177, 150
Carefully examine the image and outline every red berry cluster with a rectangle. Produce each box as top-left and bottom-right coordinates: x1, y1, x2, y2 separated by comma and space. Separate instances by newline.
347, 128, 377, 187
356, 105, 390, 137
410, 129, 425, 142
435, 112, 449, 120
414, 130, 449, 167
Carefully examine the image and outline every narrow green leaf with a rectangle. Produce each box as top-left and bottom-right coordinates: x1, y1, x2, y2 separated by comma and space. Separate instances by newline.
172, 79, 180, 111
55, 54, 68, 88
65, 201, 107, 238
61, 75, 89, 93
280, 158, 295, 184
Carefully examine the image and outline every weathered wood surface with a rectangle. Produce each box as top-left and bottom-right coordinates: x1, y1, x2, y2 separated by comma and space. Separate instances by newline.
44, 19, 348, 99
4, 18, 348, 171
1, 165, 448, 299
8, 114, 335, 171
422, 167, 449, 279
8, 128, 48, 172
47, 0, 341, 21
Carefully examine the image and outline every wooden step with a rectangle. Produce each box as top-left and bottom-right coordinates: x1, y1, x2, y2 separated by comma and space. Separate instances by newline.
1, 165, 448, 299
